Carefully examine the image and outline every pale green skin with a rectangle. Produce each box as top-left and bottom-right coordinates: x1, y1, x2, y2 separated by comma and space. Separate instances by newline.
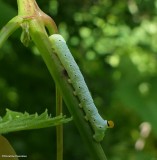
49, 34, 108, 142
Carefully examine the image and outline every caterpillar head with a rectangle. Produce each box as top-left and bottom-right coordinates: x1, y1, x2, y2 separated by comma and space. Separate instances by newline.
107, 120, 114, 128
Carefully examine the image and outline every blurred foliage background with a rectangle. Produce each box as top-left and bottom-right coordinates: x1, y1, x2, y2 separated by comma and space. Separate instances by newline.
0, 0, 157, 159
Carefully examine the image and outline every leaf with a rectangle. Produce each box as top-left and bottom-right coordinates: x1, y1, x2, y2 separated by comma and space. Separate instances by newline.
0, 109, 72, 134
0, 135, 19, 160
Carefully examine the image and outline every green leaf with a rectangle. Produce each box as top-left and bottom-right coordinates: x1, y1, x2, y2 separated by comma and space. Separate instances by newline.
0, 109, 72, 134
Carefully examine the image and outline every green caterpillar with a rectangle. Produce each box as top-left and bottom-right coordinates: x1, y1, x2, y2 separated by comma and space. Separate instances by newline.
49, 34, 114, 142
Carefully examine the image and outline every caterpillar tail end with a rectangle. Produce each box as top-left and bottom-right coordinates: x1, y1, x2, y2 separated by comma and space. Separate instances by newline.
93, 134, 103, 142
107, 120, 114, 128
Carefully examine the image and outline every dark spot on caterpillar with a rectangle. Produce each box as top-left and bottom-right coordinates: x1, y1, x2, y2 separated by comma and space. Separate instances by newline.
64, 54, 67, 57
62, 69, 68, 77
70, 64, 72, 67
99, 126, 102, 129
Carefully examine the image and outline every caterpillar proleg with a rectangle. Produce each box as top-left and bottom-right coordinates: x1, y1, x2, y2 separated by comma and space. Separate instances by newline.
49, 34, 114, 142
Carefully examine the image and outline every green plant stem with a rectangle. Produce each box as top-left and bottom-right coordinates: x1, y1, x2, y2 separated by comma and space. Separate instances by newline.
56, 87, 63, 160
0, 16, 23, 48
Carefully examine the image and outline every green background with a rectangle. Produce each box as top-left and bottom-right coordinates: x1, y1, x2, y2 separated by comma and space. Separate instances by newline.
0, 0, 157, 159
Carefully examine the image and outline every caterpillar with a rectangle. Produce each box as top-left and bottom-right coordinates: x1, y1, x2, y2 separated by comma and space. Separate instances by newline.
49, 34, 114, 142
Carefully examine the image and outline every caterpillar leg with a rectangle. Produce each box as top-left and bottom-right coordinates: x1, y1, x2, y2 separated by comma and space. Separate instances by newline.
84, 115, 89, 121
93, 132, 104, 142
79, 104, 83, 108
68, 79, 72, 83
73, 91, 77, 96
